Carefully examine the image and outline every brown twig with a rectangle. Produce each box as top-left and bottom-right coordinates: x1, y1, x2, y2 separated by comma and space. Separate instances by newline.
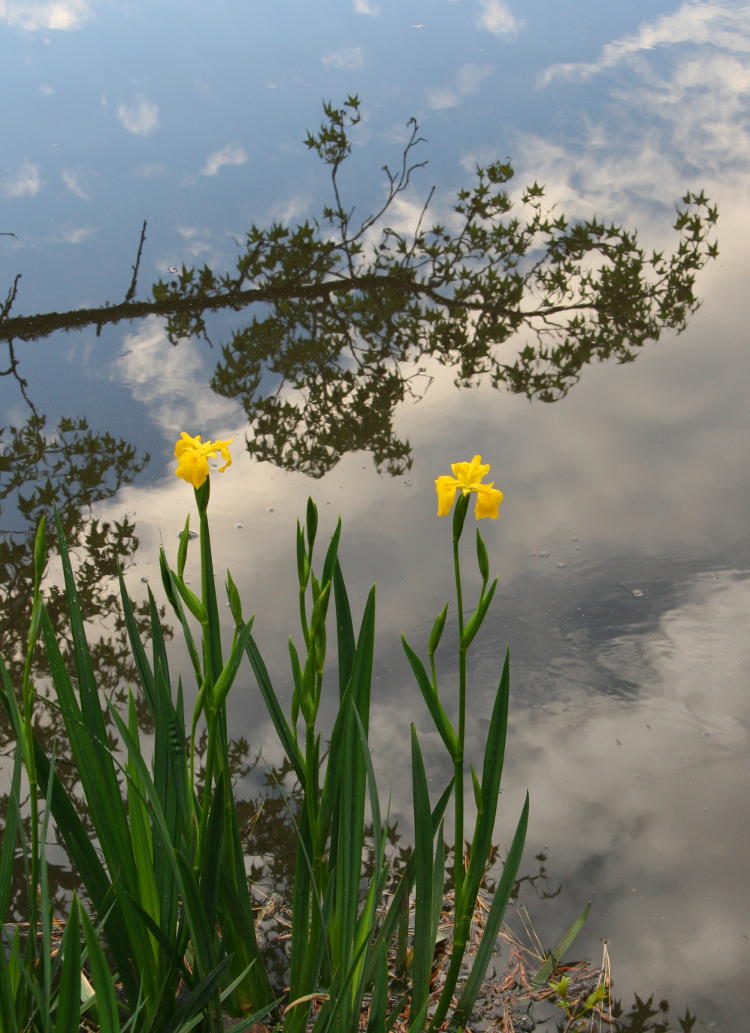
124, 220, 148, 302
0, 274, 38, 414
0, 273, 21, 321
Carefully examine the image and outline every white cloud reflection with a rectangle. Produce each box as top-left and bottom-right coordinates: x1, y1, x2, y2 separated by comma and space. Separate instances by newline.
322, 46, 364, 71
117, 95, 160, 136
49, 224, 92, 243
427, 63, 494, 110
476, 0, 523, 39
506, 5, 750, 248
199, 144, 249, 177
0, 0, 94, 30
61, 168, 92, 200
269, 193, 311, 223
504, 571, 750, 1013
540, 1, 750, 86
2, 160, 42, 198
133, 163, 166, 179
111, 316, 242, 434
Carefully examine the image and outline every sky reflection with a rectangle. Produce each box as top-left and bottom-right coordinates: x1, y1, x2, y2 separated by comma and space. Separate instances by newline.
3, 1, 750, 1026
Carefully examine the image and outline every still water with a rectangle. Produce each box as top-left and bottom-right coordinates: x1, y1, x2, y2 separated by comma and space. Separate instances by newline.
2, 2, 749, 1029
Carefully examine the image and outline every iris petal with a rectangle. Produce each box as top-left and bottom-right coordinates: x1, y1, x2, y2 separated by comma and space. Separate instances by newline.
436, 456, 502, 520
474, 484, 503, 520
435, 475, 460, 516
174, 432, 234, 488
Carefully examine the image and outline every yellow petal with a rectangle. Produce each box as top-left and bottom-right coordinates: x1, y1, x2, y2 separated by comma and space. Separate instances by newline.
174, 432, 233, 487
211, 438, 233, 472
451, 454, 490, 491
174, 431, 203, 458
175, 450, 210, 488
474, 484, 503, 520
435, 475, 460, 516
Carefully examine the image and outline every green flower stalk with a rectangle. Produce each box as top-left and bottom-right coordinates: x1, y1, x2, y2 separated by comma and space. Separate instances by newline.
435, 456, 504, 900
171, 432, 274, 1019
402, 452, 526, 1031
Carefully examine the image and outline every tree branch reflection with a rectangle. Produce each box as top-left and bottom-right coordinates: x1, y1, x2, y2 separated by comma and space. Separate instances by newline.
0, 415, 155, 759
0, 96, 718, 480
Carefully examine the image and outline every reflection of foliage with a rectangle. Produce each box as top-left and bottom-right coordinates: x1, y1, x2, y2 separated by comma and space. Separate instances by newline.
154, 97, 717, 477
512, 850, 562, 901
0, 414, 153, 752
548, 985, 698, 1033
610, 995, 697, 1032
0, 98, 717, 479
0, 414, 156, 917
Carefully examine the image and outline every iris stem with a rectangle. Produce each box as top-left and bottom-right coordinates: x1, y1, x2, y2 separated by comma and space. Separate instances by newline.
452, 511, 467, 903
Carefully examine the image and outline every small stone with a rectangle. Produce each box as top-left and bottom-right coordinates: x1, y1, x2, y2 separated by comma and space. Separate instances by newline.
266, 506, 274, 512
235, 522, 244, 529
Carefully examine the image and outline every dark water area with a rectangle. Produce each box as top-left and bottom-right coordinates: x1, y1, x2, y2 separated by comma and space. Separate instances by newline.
2, 3, 750, 1030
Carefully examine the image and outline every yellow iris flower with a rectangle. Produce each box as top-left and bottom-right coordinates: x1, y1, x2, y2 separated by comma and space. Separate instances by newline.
435, 454, 503, 519
174, 432, 233, 489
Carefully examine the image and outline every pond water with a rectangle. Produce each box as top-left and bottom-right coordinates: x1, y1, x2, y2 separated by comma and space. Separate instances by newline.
2, 2, 749, 1029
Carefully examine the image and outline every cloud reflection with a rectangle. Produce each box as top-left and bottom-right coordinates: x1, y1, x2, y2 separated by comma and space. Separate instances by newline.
322, 46, 364, 71
49, 224, 92, 243
116, 95, 159, 136
540, 1, 750, 86
1, 160, 42, 198
476, 0, 523, 39
199, 143, 249, 177
427, 63, 494, 110
133, 162, 167, 178
511, 7, 750, 243
61, 168, 92, 200
111, 316, 242, 434
505, 570, 750, 1018
0, 0, 94, 30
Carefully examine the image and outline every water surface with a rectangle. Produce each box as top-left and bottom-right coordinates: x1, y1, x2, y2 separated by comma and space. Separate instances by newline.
2, 2, 749, 1028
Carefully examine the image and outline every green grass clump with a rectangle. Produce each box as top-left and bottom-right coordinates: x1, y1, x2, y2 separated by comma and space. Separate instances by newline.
0, 456, 529, 1033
